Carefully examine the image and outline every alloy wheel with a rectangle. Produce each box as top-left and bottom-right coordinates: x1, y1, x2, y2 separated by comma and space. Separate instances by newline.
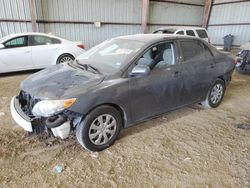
210, 83, 224, 104
59, 56, 73, 63
88, 114, 117, 145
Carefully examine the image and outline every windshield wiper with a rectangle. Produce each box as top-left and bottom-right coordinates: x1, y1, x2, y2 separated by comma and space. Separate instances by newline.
85, 64, 101, 74
75, 60, 101, 74
68, 60, 85, 70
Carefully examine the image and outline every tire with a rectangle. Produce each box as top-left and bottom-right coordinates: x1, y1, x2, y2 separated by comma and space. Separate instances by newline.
76, 105, 122, 151
56, 54, 74, 64
201, 79, 225, 108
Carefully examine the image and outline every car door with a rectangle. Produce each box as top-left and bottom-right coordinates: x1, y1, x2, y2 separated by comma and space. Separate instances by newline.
31, 35, 61, 67
128, 41, 184, 122
178, 40, 215, 105
0, 35, 33, 72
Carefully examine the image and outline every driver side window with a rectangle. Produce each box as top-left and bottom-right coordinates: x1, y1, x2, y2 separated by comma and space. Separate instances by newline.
137, 42, 175, 70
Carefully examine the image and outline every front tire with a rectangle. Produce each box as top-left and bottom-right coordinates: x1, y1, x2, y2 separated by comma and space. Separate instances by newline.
201, 79, 225, 108
76, 105, 122, 151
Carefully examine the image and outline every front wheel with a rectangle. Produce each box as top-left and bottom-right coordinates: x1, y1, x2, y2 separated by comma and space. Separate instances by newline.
76, 105, 122, 151
201, 79, 225, 108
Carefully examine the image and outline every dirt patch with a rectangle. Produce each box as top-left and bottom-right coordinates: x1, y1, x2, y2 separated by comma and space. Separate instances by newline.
0, 71, 250, 187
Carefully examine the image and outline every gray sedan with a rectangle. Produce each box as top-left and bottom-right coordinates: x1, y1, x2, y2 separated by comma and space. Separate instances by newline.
11, 34, 235, 151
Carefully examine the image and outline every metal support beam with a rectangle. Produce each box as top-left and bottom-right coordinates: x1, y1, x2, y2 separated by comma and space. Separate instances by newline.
28, 0, 38, 32
202, 0, 213, 28
151, 0, 204, 7
142, 0, 150, 33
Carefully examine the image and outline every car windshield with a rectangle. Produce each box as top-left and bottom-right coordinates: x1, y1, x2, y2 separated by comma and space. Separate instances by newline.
76, 38, 145, 73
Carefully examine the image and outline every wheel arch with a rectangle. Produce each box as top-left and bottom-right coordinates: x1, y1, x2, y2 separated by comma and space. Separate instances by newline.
217, 75, 226, 85
84, 103, 127, 128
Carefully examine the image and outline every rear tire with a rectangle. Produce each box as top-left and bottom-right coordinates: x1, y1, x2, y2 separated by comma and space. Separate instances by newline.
76, 105, 122, 151
201, 79, 225, 108
56, 54, 74, 64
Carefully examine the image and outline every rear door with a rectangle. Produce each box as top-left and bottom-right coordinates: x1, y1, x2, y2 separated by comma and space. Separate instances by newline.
31, 35, 61, 67
128, 41, 184, 122
0, 35, 33, 72
178, 40, 215, 104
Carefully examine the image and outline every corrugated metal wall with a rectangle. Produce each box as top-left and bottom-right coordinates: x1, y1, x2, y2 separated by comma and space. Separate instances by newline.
148, 0, 205, 32
35, 0, 142, 48
37, 0, 142, 23
207, 1, 250, 46
0, 0, 32, 38
40, 23, 141, 48
213, 0, 244, 3
1, 0, 206, 48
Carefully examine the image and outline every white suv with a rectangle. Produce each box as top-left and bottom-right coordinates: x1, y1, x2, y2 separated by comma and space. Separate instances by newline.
153, 26, 210, 43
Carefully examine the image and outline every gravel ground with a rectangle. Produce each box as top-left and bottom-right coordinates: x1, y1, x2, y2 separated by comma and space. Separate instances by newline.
0, 70, 249, 188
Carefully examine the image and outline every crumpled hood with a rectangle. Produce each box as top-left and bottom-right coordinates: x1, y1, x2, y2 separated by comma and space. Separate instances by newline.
21, 64, 105, 99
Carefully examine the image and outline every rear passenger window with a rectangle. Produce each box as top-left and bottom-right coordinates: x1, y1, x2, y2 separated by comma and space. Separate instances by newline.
52, 38, 61, 44
186, 30, 195, 36
32, 36, 52, 46
176, 31, 184, 35
196, 30, 208, 38
180, 40, 206, 61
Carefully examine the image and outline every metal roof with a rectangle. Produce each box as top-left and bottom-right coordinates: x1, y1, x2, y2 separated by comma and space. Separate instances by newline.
115, 33, 196, 43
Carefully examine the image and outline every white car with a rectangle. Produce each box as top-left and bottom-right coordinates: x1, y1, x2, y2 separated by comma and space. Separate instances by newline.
0, 32, 85, 73
153, 26, 210, 43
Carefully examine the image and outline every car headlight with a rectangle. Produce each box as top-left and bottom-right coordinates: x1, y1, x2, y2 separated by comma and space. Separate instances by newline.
32, 98, 77, 117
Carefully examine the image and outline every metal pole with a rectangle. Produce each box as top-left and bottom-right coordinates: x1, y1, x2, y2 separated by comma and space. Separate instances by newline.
28, 0, 38, 32
202, 0, 213, 28
142, 0, 150, 33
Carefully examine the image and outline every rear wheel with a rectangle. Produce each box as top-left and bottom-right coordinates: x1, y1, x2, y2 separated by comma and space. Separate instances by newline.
76, 105, 122, 151
201, 79, 225, 108
57, 54, 74, 64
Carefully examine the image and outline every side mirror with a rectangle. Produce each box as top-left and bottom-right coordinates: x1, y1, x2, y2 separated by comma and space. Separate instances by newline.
0, 44, 5, 49
129, 64, 150, 78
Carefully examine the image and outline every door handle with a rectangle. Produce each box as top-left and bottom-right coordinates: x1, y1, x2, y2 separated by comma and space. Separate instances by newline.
210, 64, 215, 68
24, 49, 31, 53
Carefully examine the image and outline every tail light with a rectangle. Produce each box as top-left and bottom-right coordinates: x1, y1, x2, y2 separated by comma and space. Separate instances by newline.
232, 58, 237, 65
77, 44, 85, 49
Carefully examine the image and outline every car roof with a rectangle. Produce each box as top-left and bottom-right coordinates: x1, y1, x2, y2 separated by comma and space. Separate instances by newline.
114, 33, 197, 43
155, 26, 206, 31
0, 32, 65, 42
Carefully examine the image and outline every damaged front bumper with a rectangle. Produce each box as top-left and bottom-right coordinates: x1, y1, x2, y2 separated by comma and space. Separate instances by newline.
10, 96, 71, 139
10, 96, 33, 132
